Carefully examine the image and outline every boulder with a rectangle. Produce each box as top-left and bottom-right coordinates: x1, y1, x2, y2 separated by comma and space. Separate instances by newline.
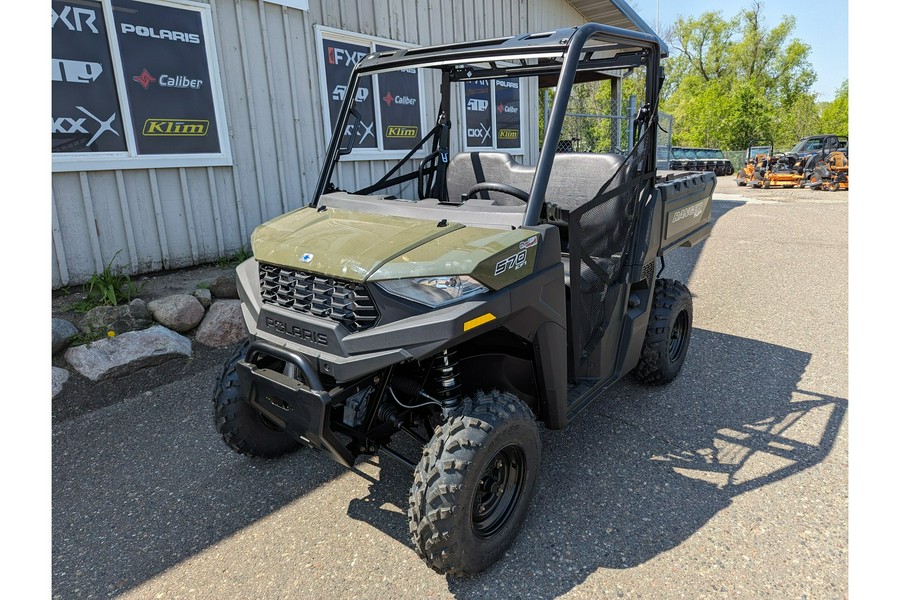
52, 367, 69, 397
195, 300, 247, 347
148, 294, 205, 332
52, 318, 78, 354
209, 273, 239, 299
78, 299, 153, 335
191, 288, 212, 309
64, 325, 192, 382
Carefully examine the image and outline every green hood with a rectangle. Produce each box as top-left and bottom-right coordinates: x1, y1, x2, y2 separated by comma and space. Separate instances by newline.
251, 207, 539, 287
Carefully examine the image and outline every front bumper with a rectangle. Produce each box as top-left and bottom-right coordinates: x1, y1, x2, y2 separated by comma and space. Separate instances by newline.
236, 340, 357, 467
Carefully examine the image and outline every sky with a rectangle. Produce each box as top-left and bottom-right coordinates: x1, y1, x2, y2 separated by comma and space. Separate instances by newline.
630, 0, 849, 101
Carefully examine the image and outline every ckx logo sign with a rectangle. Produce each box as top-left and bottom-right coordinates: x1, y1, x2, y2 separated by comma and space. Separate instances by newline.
52, 106, 119, 147
467, 122, 491, 145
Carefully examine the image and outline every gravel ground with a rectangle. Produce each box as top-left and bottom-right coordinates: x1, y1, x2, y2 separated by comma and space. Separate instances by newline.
50, 178, 849, 599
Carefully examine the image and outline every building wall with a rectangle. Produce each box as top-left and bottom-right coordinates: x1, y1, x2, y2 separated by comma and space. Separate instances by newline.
51, 0, 587, 287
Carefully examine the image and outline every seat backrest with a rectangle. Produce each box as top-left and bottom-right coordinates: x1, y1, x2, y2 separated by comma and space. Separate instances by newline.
445, 151, 625, 210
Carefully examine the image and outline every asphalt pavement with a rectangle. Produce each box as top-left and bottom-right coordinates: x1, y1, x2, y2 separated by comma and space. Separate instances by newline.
51, 180, 849, 599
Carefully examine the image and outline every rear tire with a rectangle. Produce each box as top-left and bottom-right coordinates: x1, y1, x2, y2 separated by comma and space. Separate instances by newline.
408, 390, 540, 576
633, 279, 693, 385
213, 340, 302, 458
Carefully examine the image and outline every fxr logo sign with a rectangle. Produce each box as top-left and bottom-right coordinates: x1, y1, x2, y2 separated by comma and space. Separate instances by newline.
467, 98, 488, 112
52, 5, 98, 34
327, 46, 366, 66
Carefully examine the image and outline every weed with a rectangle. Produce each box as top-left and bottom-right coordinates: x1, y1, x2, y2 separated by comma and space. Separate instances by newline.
197, 281, 210, 290
216, 245, 252, 268
84, 251, 139, 308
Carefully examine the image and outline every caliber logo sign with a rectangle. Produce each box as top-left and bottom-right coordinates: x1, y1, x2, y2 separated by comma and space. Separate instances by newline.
132, 68, 203, 90
386, 126, 418, 138
143, 119, 209, 136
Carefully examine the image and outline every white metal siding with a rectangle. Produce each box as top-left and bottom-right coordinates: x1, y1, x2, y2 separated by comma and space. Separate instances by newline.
51, 0, 587, 288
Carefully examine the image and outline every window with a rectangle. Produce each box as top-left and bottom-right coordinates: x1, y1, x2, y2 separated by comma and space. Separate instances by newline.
315, 26, 427, 161
52, 0, 231, 172
461, 77, 523, 153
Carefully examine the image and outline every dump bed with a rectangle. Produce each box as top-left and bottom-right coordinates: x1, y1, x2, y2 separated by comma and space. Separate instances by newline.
650, 170, 716, 256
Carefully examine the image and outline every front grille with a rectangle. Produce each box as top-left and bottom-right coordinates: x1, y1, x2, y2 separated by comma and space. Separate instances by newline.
259, 263, 379, 332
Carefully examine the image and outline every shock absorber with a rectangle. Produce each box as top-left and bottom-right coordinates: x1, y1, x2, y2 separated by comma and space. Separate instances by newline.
431, 349, 461, 411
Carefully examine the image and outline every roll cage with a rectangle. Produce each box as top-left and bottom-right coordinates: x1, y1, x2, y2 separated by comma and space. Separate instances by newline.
312, 24, 666, 229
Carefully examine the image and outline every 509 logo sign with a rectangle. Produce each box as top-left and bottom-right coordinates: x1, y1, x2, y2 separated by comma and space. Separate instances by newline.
52, 59, 103, 84
143, 119, 209, 136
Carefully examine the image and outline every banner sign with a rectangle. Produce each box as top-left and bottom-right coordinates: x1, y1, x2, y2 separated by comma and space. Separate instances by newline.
52, 0, 127, 153
464, 79, 493, 148
495, 78, 521, 149
113, 0, 220, 154
52, 0, 229, 170
464, 77, 521, 151
316, 27, 424, 159
375, 44, 422, 151
321, 37, 377, 150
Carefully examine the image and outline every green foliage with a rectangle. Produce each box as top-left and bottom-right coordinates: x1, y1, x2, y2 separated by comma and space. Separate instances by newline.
81, 251, 138, 310
217, 245, 252, 268
662, 1, 840, 150
819, 80, 849, 136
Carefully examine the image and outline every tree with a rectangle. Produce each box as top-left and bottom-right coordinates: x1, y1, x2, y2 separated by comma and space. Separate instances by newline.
661, 1, 820, 150
819, 80, 849, 136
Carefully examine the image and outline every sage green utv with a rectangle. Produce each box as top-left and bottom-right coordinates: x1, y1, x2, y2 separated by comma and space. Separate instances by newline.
214, 23, 716, 576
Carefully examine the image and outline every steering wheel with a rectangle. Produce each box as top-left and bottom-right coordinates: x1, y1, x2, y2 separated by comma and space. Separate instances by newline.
465, 182, 530, 204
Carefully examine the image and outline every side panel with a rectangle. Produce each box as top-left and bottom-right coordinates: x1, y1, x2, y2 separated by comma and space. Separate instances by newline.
656, 171, 717, 255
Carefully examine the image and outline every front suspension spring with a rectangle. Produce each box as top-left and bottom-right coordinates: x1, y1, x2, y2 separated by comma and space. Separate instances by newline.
431, 349, 461, 410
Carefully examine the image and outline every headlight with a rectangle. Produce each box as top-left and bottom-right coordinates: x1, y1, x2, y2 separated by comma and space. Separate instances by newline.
376, 275, 487, 307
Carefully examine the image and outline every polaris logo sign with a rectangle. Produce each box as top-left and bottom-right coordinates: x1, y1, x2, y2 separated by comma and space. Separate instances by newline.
119, 22, 200, 44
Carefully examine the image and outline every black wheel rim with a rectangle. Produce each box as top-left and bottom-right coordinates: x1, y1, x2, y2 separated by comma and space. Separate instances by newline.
668, 310, 689, 362
473, 445, 526, 539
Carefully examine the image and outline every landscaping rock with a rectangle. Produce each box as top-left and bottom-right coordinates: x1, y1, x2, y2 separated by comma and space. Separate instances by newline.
52, 318, 79, 354
64, 325, 192, 382
195, 300, 247, 347
191, 288, 212, 309
79, 299, 153, 335
148, 294, 205, 332
209, 273, 239, 299
52, 367, 69, 397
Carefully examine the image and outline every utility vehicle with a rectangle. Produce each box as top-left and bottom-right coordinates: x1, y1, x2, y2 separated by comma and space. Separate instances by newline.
797, 135, 849, 191
214, 23, 716, 576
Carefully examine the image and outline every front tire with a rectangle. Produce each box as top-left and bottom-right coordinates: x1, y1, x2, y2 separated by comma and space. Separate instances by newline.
213, 340, 302, 458
633, 279, 693, 385
408, 390, 540, 576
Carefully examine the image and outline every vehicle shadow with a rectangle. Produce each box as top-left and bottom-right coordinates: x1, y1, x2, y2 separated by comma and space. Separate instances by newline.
345, 328, 846, 599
